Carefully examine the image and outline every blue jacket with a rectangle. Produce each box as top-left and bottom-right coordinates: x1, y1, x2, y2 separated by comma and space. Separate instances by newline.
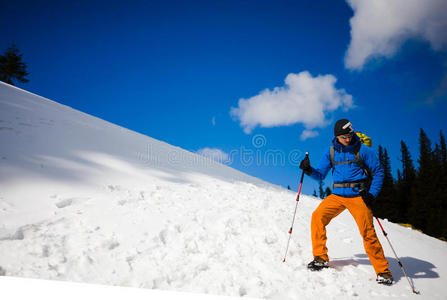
309, 134, 384, 198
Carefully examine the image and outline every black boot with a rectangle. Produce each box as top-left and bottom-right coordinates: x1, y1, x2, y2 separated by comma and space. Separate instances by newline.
307, 256, 329, 271
376, 271, 394, 285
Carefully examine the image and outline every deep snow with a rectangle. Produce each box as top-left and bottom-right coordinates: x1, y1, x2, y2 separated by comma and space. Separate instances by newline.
0, 81, 446, 299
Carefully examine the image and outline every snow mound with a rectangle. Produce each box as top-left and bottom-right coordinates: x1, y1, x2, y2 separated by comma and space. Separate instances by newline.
0, 81, 446, 299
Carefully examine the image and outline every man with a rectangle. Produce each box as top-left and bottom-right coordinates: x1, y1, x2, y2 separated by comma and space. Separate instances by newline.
299, 119, 394, 285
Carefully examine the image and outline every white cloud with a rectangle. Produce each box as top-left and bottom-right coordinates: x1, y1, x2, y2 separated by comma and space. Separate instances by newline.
196, 148, 229, 164
345, 0, 447, 70
301, 130, 319, 141
230, 71, 353, 135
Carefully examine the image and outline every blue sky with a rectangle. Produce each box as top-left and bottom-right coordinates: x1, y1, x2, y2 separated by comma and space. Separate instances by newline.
1, 0, 447, 195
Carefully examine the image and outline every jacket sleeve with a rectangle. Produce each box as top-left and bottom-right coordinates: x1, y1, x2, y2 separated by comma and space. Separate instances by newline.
361, 147, 384, 198
308, 148, 332, 182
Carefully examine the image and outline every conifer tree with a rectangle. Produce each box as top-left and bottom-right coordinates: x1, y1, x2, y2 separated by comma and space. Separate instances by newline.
396, 141, 416, 222
375, 146, 396, 220
409, 129, 434, 232
425, 133, 447, 238
0, 43, 29, 86
428, 143, 443, 236
395, 130, 447, 240
433, 144, 442, 170
440, 131, 447, 171
400, 141, 417, 183
324, 187, 332, 197
397, 169, 402, 183
375, 145, 385, 217
439, 131, 447, 239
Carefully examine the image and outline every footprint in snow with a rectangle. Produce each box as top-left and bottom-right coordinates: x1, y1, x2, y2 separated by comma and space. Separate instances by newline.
55, 198, 74, 209
55, 197, 89, 209
0, 232, 21, 241
107, 185, 122, 191
264, 234, 278, 245
117, 199, 127, 206
159, 229, 169, 245
104, 240, 120, 250
42, 245, 50, 257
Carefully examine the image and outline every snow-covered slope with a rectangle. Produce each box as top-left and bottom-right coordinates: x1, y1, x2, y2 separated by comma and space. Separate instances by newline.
0, 81, 446, 299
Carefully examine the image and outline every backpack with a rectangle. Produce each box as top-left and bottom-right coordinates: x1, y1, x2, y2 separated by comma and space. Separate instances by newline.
329, 132, 373, 191
356, 131, 372, 147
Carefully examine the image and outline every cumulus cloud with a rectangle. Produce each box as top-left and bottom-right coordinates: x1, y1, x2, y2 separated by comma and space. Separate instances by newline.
230, 71, 353, 135
196, 148, 229, 164
301, 130, 319, 141
345, 0, 447, 70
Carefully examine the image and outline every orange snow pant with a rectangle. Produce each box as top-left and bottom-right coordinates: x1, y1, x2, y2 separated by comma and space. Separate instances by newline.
311, 194, 389, 274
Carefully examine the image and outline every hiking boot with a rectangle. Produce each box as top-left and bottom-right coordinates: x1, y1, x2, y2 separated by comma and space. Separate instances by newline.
376, 271, 394, 285
307, 256, 329, 271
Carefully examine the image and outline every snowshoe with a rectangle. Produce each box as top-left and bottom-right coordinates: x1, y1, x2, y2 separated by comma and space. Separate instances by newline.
307, 256, 329, 271
376, 272, 394, 285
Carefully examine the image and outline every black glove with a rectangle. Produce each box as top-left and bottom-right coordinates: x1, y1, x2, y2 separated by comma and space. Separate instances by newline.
360, 190, 374, 208
299, 156, 313, 176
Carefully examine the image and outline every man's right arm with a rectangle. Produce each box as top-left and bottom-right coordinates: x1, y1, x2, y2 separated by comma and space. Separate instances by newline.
303, 149, 332, 181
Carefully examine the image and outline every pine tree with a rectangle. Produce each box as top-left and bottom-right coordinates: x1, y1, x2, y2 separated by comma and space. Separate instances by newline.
395, 141, 416, 223
383, 148, 396, 213
440, 131, 447, 171
374, 145, 385, 217
409, 129, 434, 232
313, 189, 318, 198
428, 143, 443, 237
395, 131, 447, 240
375, 146, 396, 220
0, 43, 29, 86
425, 133, 447, 239
433, 143, 442, 171
439, 131, 447, 239
397, 169, 402, 183
400, 141, 417, 183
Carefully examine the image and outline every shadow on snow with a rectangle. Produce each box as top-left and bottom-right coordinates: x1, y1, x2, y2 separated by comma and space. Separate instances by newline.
330, 254, 438, 283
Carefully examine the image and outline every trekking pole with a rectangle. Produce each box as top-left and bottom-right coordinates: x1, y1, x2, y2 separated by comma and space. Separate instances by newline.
375, 217, 420, 294
283, 152, 308, 262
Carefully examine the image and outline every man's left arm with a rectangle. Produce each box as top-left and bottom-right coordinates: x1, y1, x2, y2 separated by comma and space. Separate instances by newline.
362, 147, 384, 198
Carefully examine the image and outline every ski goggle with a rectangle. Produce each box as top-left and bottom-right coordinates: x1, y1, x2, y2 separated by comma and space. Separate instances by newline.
340, 133, 354, 139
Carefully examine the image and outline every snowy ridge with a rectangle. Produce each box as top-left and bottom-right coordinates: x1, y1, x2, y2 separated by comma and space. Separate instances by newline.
0, 82, 446, 299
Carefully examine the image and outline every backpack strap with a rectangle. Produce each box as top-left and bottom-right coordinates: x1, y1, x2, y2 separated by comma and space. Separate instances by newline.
330, 146, 335, 167
353, 145, 373, 181
330, 144, 373, 191
330, 143, 361, 167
